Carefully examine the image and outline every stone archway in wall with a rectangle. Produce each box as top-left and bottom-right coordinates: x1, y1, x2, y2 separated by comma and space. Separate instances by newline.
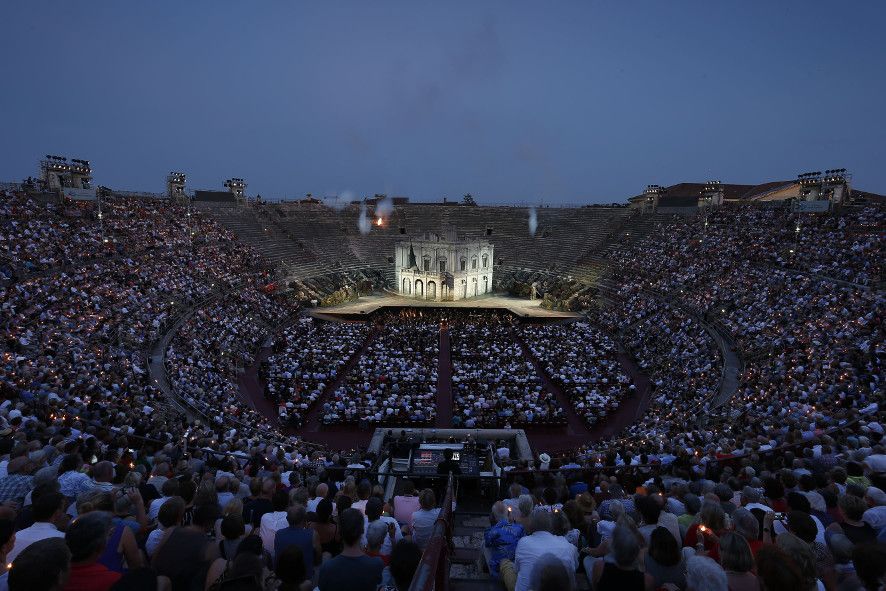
415, 279, 424, 298
461, 280, 467, 299
402, 277, 410, 294
483, 276, 489, 294
472, 277, 478, 297
427, 281, 436, 300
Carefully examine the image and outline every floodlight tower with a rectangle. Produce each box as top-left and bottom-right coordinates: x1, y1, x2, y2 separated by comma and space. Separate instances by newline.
39, 155, 70, 191
68, 158, 92, 189
643, 184, 663, 213
820, 168, 849, 205
167, 171, 187, 203
797, 171, 824, 201
224, 178, 247, 204
700, 180, 724, 208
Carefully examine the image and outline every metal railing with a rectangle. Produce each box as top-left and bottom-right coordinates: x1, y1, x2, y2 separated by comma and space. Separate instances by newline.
408, 473, 455, 591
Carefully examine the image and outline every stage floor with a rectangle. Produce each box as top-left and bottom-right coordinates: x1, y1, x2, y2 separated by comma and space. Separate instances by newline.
310, 292, 582, 320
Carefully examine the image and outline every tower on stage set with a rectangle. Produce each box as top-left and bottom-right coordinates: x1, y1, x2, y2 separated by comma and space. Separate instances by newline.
395, 228, 494, 301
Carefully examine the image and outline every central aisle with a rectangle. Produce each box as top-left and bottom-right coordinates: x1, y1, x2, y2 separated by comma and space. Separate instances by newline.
435, 326, 453, 428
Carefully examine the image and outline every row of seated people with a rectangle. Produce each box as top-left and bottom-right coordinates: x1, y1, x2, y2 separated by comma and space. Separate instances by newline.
320, 311, 438, 425
262, 319, 370, 426
450, 311, 564, 428
521, 321, 634, 427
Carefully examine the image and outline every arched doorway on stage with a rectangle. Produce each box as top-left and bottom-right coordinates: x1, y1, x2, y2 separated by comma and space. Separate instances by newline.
461, 280, 467, 299
402, 277, 411, 295
483, 275, 489, 294
427, 281, 436, 300
415, 279, 424, 298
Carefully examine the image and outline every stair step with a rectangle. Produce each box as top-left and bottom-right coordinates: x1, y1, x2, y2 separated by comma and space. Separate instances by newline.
452, 547, 480, 564
453, 525, 487, 537
451, 580, 504, 591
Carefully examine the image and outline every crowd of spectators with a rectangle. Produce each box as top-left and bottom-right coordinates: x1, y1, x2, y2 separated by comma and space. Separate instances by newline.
263, 319, 370, 427
450, 311, 564, 428
568, 205, 881, 473
521, 321, 632, 427
320, 311, 438, 425
481, 431, 886, 590
1, 188, 883, 590
165, 289, 292, 438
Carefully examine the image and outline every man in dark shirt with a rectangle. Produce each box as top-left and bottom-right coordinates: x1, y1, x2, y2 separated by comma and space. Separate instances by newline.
318, 508, 384, 591
436, 449, 462, 477
435, 449, 461, 501
243, 477, 275, 527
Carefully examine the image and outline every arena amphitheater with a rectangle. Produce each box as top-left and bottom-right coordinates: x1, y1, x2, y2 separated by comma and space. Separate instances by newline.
0, 181, 883, 591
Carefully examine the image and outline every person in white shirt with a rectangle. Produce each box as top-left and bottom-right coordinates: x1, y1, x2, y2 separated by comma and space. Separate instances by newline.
90, 461, 115, 492
411, 489, 441, 551
6, 489, 66, 563
148, 479, 180, 520
259, 490, 291, 554
306, 483, 330, 513
146, 496, 186, 558
504, 509, 578, 591
216, 476, 235, 510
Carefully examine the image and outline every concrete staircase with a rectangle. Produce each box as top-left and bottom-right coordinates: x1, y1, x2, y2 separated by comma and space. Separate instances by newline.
449, 511, 502, 591
448, 509, 592, 591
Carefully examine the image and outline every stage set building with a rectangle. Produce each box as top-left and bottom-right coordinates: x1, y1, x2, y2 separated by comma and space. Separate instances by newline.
395, 230, 494, 301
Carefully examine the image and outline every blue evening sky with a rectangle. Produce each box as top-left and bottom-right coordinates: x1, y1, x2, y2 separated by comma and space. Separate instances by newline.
1, 1, 883, 203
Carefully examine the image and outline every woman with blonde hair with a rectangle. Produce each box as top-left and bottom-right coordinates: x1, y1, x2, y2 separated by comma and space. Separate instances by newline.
718, 532, 759, 591
214, 498, 253, 540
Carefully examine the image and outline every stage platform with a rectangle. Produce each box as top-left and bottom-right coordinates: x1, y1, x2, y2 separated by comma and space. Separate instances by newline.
309, 292, 582, 320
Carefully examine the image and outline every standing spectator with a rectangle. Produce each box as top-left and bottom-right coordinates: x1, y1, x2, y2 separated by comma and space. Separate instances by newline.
828, 494, 877, 545
309, 498, 341, 558
273, 545, 313, 591
365, 497, 402, 557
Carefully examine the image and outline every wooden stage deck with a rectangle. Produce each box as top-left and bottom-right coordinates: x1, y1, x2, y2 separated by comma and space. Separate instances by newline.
309, 293, 582, 321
